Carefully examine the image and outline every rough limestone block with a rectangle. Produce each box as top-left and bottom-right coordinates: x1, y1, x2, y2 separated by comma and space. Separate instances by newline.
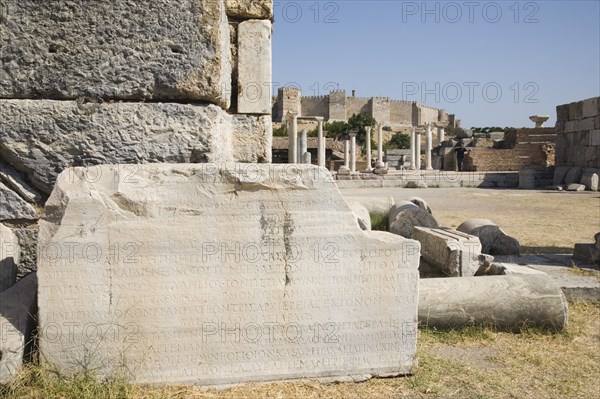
342, 197, 395, 219
13, 228, 38, 279
347, 201, 371, 231
389, 202, 438, 239
553, 166, 571, 185
225, 0, 273, 18
564, 167, 583, 185
409, 197, 432, 214
232, 114, 272, 163
566, 184, 586, 192
580, 169, 599, 191
37, 164, 420, 385
590, 130, 600, 146
0, 164, 44, 204
237, 20, 272, 114
0, 100, 234, 194
0, 0, 231, 108
0, 182, 39, 221
0, 273, 38, 384
556, 104, 569, 122
579, 118, 595, 131
0, 224, 20, 292
582, 97, 599, 118
568, 102, 578, 121
572, 243, 600, 263
419, 275, 568, 331
412, 227, 482, 277
457, 219, 520, 256
475, 262, 547, 276
564, 121, 577, 132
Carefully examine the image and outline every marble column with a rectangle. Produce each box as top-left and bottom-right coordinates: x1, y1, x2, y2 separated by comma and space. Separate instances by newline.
287, 113, 298, 164
344, 140, 350, 169
425, 123, 433, 170
410, 126, 416, 170
364, 126, 373, 171
316, 117, 325, 167
437, 127, 445, 146
349, 132, 357, 173
377, 124, 384, 165
415, 129, 422, 170
298, 129, 308, 164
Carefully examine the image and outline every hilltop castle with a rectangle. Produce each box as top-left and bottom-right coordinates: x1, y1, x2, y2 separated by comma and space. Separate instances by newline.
272, 88, 457, 128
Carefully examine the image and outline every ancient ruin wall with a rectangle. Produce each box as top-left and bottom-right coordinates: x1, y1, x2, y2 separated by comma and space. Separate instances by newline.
555, 97, 600, 169
0, 0, 274, 276
301, 95, 329, 118
390, 100, 413, 126
463, 128, 556, 172
346, 97, 371, 118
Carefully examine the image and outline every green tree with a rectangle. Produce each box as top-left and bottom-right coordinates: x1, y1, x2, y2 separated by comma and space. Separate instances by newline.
272, 124, 287, 137
323, 120, 350, 139
347, 113, 377, 146
385, 133, 411, 150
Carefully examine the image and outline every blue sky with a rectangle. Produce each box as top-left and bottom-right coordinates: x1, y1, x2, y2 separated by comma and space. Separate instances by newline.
272, 0, 600, 128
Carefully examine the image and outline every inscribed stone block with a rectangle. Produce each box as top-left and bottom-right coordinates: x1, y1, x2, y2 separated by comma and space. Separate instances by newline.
37, 164, 420, 386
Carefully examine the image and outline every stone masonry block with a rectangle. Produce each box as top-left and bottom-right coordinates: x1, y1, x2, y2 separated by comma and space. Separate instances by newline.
0, 99, 234, 194
582, 97, 599, 118
591, 130, 600, 146
412, 227, 482, 277
568, 102, 578, 121
579, 118, 595, 131
0, 0, 232, 108
37, 164, 420, 385
237, 20, 272, 114
564, 121, 577, 132
556, 104, 569, 122
225, 0, 273, 18
232, 114, 273, 162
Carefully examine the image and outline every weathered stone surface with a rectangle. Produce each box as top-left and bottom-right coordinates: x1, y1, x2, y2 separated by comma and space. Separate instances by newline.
582, 97, 599, 118
226, 0, 273, 18
38, 164, 420, 385
0, 182, 39, 221
347, 201, 371, 231
566, 183, 586, 192
232, 114, 272, 163
237, 20, 272, 114
596, 232, 600, 251
389, 202, 439, 239
0, 0, 231, 108
572, 243, 600, 263
405, 181, 427, 189
0, 100, 235, 194
409, 197, 432, 214
553, 166, 570, 185
419, 275, 568, 331
0, 224, 20, 292
0, 273, 37, 384
475, 262, 547, 276
412, 227, 482, 277
13, 227, 38, 279
564, 167, 583, 185
0, 164, 44, 204
580, 168, 600, 191
457, 219, 520, 256
342, 196, 395, 218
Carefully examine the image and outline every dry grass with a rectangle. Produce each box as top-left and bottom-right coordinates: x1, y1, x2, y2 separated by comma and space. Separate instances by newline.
3, 302, 599, 399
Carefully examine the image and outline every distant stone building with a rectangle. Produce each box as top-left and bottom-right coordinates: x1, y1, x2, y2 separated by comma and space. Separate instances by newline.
272, 88, 454, 128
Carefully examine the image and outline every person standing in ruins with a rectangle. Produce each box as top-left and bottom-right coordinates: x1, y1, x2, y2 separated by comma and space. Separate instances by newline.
455, 142, 469, 172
